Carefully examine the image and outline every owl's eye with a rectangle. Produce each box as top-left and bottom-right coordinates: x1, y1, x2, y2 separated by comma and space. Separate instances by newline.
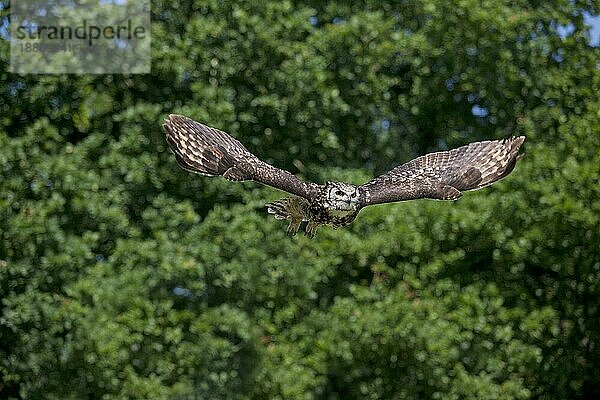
335, 190, 345, 197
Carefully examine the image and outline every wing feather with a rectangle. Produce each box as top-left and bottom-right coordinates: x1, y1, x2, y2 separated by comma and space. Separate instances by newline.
163, 115, 319, 199
359, 136, 525, 206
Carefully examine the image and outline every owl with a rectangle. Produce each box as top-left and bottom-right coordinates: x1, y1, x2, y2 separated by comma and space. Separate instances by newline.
164, 115, 525, 238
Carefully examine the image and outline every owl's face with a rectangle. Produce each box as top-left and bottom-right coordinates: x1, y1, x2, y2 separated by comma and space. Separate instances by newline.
325, 182, 360, 211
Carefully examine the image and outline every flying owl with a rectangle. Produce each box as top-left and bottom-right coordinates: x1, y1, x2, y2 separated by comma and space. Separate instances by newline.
163, 115, 525, 238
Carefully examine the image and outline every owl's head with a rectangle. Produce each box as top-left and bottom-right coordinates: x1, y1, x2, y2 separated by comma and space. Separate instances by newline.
325, 182, 360, 211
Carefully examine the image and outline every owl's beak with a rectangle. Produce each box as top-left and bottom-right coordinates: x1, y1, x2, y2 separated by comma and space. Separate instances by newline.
340, 199, 354, 210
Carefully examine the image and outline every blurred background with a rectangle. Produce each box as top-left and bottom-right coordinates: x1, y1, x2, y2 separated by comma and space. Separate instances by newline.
1, 0, 599, 399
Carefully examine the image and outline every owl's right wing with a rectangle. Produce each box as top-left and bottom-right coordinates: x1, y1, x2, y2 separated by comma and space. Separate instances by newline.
163, 115, 319, 200
359, 136, 525, 206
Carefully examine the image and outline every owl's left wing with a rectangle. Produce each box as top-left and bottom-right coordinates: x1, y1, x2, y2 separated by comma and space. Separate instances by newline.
359, 136, 525, 207
163, 115, 319, 200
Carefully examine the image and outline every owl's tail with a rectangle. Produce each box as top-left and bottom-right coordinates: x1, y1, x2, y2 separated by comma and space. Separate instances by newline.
163, 114, 249, 181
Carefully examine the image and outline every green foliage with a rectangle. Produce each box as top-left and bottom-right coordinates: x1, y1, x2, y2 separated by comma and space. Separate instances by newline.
1, 0, 599, 399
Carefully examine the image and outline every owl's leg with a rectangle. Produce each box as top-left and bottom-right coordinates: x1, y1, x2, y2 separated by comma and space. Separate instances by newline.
266, 197, 311, 237
304, 221, 319, 238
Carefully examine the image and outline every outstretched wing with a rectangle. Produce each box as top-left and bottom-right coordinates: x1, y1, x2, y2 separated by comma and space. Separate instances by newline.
359, 136, 525, 206
163, 115, 319, 199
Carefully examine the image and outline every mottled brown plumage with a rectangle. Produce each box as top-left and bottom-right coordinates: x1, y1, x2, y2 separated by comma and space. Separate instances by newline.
164, 114, 525, 238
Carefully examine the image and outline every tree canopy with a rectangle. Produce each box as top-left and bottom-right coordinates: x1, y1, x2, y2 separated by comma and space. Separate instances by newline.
1, 0, 599, 398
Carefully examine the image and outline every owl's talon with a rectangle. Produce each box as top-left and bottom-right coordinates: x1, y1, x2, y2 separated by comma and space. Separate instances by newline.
305, 222, 318, 238
286, 219, 301, 236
